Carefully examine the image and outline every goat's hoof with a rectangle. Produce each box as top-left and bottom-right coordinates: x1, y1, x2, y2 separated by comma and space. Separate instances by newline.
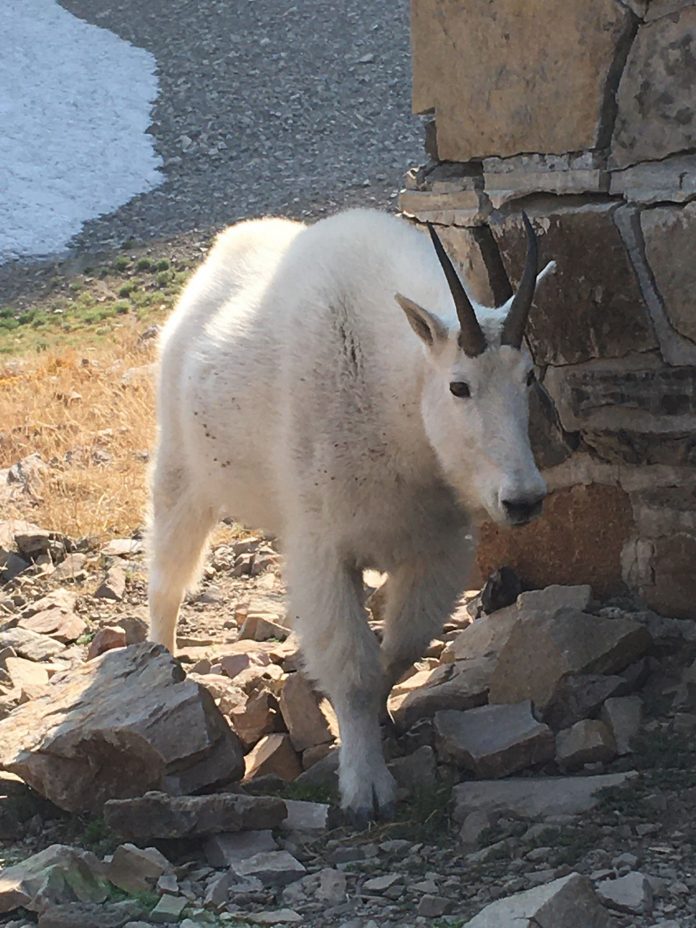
345, 805, 373, 831
343, 788, 397, 830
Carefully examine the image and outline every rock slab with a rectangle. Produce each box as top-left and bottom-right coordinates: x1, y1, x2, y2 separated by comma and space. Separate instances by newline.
104, 790, 287, 839
435, 701, 554, 778
0, 643, 244, 811
463, 873, 613, 927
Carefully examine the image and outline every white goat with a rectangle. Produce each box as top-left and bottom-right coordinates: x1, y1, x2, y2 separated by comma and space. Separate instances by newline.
148, 208, 553, 825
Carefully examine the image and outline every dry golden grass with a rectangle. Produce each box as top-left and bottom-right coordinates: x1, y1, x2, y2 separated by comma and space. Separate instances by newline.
0, 323, 157, 542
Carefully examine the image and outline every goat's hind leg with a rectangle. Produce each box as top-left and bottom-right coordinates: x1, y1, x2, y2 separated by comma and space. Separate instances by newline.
286, 539, 395, 827
147, 460, 216, 653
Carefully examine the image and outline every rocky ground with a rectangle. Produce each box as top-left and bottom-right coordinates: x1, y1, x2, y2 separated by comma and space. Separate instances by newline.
2, 496, 696, 928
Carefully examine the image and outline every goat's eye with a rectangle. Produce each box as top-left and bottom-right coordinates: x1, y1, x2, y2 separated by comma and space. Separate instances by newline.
450, 381, 471, 398
526, 370, 536, 387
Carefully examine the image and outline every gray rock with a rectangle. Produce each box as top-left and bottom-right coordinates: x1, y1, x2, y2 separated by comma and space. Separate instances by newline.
543, 674, 626, 731
94, 565, 127, 601
516, 585, 592, 616
412, 0, 630, 160
0, 644, 245, 811
106, 844, 171, 894
612, 8, 696, 168
453, 771, 637, 822
641, 202, 696, 345
597, 872, 653, 915
390, 656, 493, 730
463, 873, 613, 927
440, 605, 519, 663
37, 902, 143, 928
459, 809, 492, 848
494, 207, 656, 366
204, 830, 278, 866
601, 696, 642, 755
104, 791, 287, 839
230, 851, 306, 887
0, 627, 64, 661
149, 895, 188, 923
388, 745, 437, 791
0, 845, 110, 915
316, 868, 347, 904
281, 798, 332, 833
435, 701, 555, 778
556, 720, 617, 770
489, 610, 651, 711
246, 911, 303, 925
417, 895, 451, 917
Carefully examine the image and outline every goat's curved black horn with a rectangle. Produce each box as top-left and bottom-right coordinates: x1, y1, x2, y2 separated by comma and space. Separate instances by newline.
427, 223, 486, 358
501, 212, 539, 349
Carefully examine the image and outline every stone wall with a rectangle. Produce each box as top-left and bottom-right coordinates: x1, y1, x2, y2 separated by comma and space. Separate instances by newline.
403, 0, 696, 616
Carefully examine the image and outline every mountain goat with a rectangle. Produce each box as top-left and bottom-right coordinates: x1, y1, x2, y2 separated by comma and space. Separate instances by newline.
148, 208, 554, 825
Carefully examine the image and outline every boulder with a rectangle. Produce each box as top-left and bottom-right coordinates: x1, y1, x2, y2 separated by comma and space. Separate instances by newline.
452, 771, 637, 822
0, 643, 244, 811
597, 872, 653, 915
612, 8, 696, 168
477, 484, 635, 600
435, 702, 555, 778
0, 845, 109, 914
543, 674, 627, 731
104, 790, 287, 839
489, 610, 651, 712
463, 873, 613, 927
440, 606, 519, 664
516, 585, 592, 616
105, 844, 172, 894
555, 720, 617, 769
412, 0, 631, 160
642, 202, 696, 345
493, 208, 656, 367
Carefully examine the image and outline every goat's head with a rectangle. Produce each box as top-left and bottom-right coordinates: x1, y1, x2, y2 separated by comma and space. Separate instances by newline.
395, 214, 554, 527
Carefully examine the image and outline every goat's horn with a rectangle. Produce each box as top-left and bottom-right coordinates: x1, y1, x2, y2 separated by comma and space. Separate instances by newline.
501, 212, 539, 349
427, 223, 486, 358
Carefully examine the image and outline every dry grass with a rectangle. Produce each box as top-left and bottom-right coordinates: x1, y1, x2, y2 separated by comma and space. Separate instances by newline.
0, 322, 157, 542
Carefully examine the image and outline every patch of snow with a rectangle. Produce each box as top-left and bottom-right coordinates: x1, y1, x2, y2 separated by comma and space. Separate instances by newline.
0, 0, 163, 263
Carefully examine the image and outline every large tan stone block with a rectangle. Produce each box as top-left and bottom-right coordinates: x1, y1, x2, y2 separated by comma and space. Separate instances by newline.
477, 484, 634, 597
493, 208, 656, 365
641, 202, 696, 344
645, 532, 696, 619
412, 0, 631, 160
612, 7, 696, 168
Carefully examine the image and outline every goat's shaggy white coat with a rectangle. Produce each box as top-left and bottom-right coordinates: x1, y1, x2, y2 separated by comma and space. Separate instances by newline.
148, 209, 548, 821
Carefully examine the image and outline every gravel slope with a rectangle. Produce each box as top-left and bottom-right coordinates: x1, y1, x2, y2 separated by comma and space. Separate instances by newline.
54, 0, 423, 252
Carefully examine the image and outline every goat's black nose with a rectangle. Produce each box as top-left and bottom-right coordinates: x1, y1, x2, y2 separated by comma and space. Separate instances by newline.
502, 495, 545, 525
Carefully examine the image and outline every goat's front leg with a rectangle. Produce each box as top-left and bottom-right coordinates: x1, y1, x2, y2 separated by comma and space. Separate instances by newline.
379, 531, 475, 698
285, 536, 395, 827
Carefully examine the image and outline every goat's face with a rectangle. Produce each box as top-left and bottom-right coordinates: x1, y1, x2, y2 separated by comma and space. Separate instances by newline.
396, 215, 552, 527
417, 331, 545, 525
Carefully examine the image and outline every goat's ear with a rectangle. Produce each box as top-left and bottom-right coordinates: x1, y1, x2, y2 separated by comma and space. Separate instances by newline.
395, 293, 448, 348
